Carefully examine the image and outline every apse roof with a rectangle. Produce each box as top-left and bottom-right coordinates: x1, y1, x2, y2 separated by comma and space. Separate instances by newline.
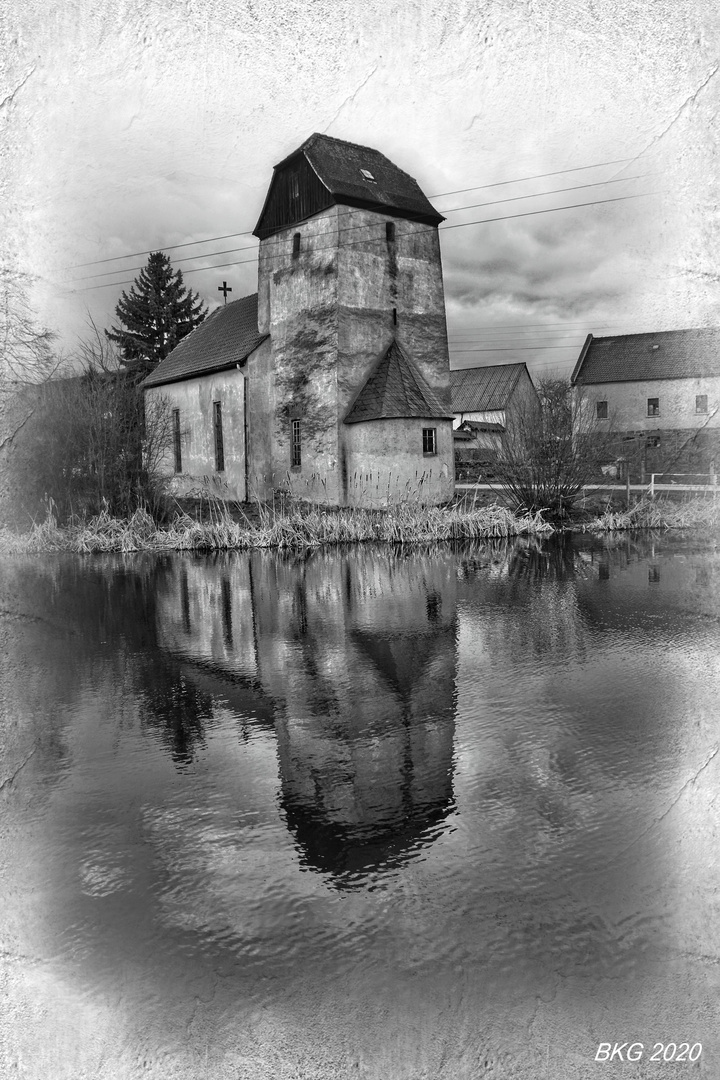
344, 339, 453, 424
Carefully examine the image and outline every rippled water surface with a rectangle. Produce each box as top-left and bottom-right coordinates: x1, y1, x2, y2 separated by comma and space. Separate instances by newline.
2, 533, 720, 1078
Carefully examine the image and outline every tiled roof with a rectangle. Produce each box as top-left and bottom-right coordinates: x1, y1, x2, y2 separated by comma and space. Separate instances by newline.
572, 328, 720, 384
283, 133, 443, 225
449, 362, 528, 412
344, 340, 452, 424
142, 294, 268, 388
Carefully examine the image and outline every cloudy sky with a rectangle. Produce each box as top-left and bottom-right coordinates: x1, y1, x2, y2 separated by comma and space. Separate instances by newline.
3, 0, 719, 379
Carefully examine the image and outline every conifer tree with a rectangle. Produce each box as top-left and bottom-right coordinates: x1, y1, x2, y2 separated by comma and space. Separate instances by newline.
106, 252, 207, 376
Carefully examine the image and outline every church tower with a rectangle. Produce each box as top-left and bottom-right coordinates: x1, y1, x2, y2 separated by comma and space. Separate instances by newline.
252, 134, 454, 507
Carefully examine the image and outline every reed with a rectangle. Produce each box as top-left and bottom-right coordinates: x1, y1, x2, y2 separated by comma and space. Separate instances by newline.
0, 496, 553, 554
585, 495, 720, 533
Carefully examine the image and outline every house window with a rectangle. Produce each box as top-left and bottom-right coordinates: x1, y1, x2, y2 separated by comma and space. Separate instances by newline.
292, 232, 301, 257
172, 408, 182, 473
596, 400, 608, 419
289, 172, 300, 200
213, 401, 225, 472
386, 221, 395, 242
696, 394, 708, 413
422, 427, 437, 455
647, 397, 660, 417
291, 418, 302, 468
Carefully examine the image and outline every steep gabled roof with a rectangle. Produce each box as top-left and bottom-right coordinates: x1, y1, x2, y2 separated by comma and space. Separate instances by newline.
344, 340, 452, 424
572, 328, 720, 385
253, 133, 443, 238
449, 362, 529, 412
143, 294, 268, 388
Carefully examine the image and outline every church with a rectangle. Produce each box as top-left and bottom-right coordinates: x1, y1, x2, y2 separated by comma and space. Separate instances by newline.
143, 134, 455, 507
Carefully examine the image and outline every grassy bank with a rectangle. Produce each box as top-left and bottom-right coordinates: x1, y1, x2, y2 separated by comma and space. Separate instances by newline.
1, 495, 718, 555
0, 499, 553, 554
581, 495, 720, 533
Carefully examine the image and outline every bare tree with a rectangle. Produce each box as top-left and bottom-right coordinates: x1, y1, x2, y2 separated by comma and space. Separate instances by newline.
493, 376, 615, 520
11, 327, 175, 524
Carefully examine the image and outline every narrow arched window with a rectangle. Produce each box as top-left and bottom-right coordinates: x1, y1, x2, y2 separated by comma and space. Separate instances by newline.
386, 221, 395, 243
292, 232, 301, 257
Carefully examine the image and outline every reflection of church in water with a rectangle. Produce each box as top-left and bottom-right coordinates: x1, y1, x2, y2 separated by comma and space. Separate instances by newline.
154, 549, 457, 882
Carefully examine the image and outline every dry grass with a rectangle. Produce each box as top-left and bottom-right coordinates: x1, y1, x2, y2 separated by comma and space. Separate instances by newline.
584, 495, 720, 533
0, 495, 553, 554
4, 494, 718, 556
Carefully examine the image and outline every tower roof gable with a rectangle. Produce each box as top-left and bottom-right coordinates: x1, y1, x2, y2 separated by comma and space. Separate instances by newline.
254, 133, 443, 239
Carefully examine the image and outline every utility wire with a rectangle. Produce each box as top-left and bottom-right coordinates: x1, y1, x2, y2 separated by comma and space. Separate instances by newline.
66, 156, 636, 270
74, 189, 657, 293
68, 174, 646, 283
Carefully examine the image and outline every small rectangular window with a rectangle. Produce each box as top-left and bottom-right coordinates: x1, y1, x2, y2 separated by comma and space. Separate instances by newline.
386, 221, 395, 242
213, 401, 224, 472
172, 408, 182, 473
596, 400, 608, 419
422, 427, 437, 455
291, 418, 301, 468
647, 397, 660, 417
292, 232, 301, 257
696, 394, 708, 413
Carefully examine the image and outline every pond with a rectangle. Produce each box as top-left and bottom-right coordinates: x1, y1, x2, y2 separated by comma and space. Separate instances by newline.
1, 532, 720, 1079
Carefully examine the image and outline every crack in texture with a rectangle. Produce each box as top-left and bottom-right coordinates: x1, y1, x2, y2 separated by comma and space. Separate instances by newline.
0, 67, 36, 112
0, 745, 37, 793
322, 63, 379, 132
604, 744, 720, 867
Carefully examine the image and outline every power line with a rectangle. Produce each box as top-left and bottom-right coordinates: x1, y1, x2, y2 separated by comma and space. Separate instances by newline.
69, 174, 647, 284
428, 157, 634, 198
66, 155, 636, 270
73, 189, 657, 293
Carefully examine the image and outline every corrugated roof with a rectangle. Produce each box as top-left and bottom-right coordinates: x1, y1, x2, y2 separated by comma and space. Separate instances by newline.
572, 328, 720, 384
142, 294, 268, 388
449, 363, 527, 412
263, 133, 443, 229
344, 340, 453, 424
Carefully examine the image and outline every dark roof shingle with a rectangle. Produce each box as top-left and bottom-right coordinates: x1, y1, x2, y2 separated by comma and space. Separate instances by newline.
572, 328, 720, 384
275, 133, 443, 226
344, 340, 452, 424
449, 363, 528, 412
142, 294, 267, 388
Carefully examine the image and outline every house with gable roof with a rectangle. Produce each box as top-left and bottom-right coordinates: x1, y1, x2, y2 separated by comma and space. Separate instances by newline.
448, 362, 538, 472
571, 328, 720, 476
143, 133, 455, 507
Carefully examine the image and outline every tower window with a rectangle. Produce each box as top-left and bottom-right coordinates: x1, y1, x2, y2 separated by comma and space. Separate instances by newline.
292, 232, 301, 257
596, 400, 608, 419
422, 428, 437, 456
291, 418, 302, 468
172, 409, 182, 473
386, 221, 395, 242
647, 397, 660, 417
696, 394, 708, 413
213, 401, 225, 472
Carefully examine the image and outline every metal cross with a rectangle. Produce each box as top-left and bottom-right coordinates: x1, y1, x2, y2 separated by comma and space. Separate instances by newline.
218, 281, 232, 304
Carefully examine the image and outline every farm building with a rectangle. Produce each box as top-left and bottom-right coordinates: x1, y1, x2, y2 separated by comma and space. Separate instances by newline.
571, 328, 720, 479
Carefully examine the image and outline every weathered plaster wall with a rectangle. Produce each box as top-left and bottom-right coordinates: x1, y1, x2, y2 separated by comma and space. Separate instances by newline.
244, 339, 275, 501
258, 208, 341, 503
344, 418, 454, 506
336, 210, 452, 413
583, 376, 720, 432
146, 367, 247, 501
